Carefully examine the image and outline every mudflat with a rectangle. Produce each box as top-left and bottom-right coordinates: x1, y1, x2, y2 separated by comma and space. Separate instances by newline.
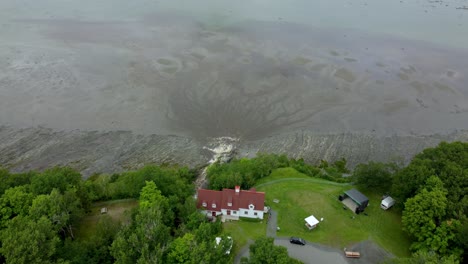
0, 0, 467, 174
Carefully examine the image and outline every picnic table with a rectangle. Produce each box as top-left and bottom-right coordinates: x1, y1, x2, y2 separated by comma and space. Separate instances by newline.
343, 248, 360, 258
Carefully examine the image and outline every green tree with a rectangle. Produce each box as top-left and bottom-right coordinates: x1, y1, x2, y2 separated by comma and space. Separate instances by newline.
0, 185, 34, 227
388, 250, 459, 264
402, 176, 460, 255
110, 182, 174, 264
0, 216, 60, 264
110, 205, 170, 264
194, 222, 222, 243
109, 165, 193, 201
455, 219, 468, 262
87, 215, 120, 264
84, 173, 113, 201
140, 181, 165, 208
0, 169, 34, 194
392, 142, 468, 216
166, 233, 196, 264
30, 167, 81, 195
58, 215, 119, 264
333, 158, 350, 174
139, 181, 173, 226
29, 188, 82, 238
242, 237, 303, 264
353, 162, 397, 192
189, 241, 215, 264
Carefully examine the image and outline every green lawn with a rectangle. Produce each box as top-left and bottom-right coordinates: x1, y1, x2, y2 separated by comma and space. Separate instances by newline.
75, 199, 138, 239
223, 218, 267, 256
257, 168, 411, 257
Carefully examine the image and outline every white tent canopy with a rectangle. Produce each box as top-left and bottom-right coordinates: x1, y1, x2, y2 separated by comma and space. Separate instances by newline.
305, 215, 319, 229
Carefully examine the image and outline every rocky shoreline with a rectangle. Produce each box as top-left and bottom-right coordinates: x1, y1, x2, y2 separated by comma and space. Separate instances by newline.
1, 125, 466, 178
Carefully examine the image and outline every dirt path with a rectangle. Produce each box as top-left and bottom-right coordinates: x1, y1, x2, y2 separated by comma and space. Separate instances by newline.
266, 209, 278, 238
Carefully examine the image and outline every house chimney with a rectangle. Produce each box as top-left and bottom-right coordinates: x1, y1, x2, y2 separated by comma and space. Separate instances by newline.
235, 186, 240, 194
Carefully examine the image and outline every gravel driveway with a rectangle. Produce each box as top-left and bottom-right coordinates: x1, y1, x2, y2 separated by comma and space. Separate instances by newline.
274, 238, 348, 264
235, 237, 348, 264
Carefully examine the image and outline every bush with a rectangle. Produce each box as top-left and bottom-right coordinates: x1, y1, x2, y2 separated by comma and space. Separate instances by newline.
354, 162, 397, 192
239, 217, 264, 223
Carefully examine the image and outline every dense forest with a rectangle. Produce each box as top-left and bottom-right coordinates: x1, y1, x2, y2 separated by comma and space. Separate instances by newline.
0, 141, 466, 263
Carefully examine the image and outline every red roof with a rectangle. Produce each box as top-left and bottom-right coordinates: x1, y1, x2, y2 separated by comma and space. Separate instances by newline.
197, 188, 265, 211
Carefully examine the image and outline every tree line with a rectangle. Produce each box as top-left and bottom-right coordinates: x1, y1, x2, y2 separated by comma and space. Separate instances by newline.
206, 153, 350, 191
0, 165, 234, 263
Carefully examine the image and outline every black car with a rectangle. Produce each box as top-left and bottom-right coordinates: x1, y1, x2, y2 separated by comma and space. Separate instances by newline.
290, 237, 306, 245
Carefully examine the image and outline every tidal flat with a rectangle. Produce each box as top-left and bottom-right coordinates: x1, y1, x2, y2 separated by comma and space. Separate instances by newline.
0, 0, 467, 175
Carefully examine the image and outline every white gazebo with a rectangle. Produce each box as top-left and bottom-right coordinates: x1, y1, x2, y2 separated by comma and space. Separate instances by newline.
305, 215, 319, 230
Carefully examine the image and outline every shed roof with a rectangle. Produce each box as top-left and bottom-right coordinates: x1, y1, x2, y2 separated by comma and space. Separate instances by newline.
305, 215, 319, 226
345, 189, 369, 205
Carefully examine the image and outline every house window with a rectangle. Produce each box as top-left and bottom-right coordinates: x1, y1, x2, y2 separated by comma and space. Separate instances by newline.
232, 211, 236, 215
202, 202, 207, 207
244, 211, 248, 215
212, 203, 216, 208
254, 212, 258, 216
227, 202, 232, 207
249, 204, 255, 210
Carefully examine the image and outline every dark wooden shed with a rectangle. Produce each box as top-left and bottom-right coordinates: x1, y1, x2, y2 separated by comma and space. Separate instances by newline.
341, 189, 369, 213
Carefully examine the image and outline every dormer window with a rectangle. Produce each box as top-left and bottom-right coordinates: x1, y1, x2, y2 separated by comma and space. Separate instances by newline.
212, 203, 216, 208
227, 202, 232, 207
202, 202, 207, 207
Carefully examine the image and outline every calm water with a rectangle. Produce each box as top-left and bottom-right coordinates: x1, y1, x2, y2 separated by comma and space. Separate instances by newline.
3, 0, 467, 47
1, 0, 467, 139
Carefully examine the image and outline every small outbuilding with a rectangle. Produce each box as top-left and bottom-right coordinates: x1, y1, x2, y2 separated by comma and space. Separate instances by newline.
380, 196, 395, 210
100, 207, 108, 214
340, 189, 369, 214
305, 215, 320, 230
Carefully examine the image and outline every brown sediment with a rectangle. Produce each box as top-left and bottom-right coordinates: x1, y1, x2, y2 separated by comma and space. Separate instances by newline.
329, 50, 340, 56
344, 58, 357, 62
293, 56, 312, 65
157, 58, 175, 66
433, 81, 457, 94
409, 81, 427, 94
398, 72, 410, 80
308, 63, 328, 71
376, 62, 386, 67
334, 68, 356, 82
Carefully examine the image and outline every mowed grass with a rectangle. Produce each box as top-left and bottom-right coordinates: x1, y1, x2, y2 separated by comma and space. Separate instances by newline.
75, 199, 138, 239
257, 168, 411, 257
223, 218, 267, 255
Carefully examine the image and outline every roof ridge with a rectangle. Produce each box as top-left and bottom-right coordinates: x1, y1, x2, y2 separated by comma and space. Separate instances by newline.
241, 190, 265, 194
199, 189, 222, 193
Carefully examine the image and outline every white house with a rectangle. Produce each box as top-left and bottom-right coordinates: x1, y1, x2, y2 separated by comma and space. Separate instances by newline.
197, 186, 266, 220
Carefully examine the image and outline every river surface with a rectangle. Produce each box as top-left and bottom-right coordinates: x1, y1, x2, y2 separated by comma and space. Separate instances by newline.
0, 0, 467, 175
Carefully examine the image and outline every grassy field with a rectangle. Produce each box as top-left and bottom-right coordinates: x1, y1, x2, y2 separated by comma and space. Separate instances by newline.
223, 218, 267, 253
75, 199, 138, 239
257, 168, 411, 257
